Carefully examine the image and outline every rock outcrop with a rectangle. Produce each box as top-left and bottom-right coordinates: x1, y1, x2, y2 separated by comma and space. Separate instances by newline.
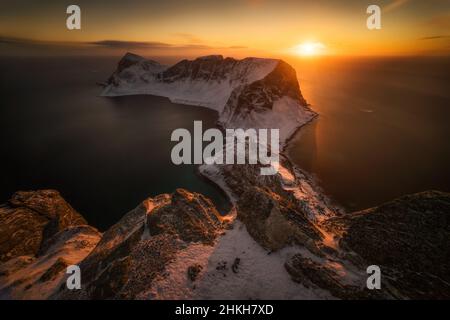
52, 189, 226, 299
0, 190, 87, 262
321, 191, 450, 299
0, 191, 101, 299
0, 223, 101, 299
237, 186, 323, 251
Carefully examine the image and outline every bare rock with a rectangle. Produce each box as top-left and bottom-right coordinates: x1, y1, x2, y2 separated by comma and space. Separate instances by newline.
54, 189, 225, 299
238, 186, 323, 250
147, 189, 223, 245
0, 190, 87, 262
285, 254, 384, 299
0, 225, 101, 299
321, 191, 450, 299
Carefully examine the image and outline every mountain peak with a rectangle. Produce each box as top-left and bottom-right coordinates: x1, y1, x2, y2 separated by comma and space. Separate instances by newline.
195, 54, 224, 61
116, 52, 146, 72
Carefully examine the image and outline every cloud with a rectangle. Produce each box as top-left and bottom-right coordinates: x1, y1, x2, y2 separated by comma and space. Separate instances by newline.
182, 44, 214, 49
0, 36, 17, 44
90, 40, 226, 50
90, 40, 173, 48
383, 0, 410, 13
172, 33, 203, 44
0, 36, 41, 44
419, 35, 450, 40
0, 36, 249, 53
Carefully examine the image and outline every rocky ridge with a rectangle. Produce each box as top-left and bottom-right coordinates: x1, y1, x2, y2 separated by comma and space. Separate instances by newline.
0, 190, 88, 262
0, 190, 101, 299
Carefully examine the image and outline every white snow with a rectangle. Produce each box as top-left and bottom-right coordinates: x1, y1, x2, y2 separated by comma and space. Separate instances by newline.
277, 165, 336, 222
102, 57, 278, 113
143, 220, 333, 300
219, 96, 316, 147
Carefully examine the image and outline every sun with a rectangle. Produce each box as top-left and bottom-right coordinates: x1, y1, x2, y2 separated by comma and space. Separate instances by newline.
294, 41, 326, 56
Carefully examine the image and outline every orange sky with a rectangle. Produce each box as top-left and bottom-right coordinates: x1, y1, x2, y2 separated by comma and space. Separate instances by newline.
1, 0, 449, 57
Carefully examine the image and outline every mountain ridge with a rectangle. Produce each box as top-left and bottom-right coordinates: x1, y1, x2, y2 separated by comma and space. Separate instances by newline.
102, 53, 315, 145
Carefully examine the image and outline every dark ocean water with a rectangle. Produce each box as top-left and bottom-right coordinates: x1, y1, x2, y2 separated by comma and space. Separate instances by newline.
0, 56, 230, 230
286, 56, 450, 211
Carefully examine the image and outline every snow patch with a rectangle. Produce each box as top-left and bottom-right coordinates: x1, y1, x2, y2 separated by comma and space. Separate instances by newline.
219, 96, 316, 147
144, 221, 333, 300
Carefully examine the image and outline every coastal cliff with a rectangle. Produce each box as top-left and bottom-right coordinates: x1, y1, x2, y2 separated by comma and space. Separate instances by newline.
102, 53, 316, 145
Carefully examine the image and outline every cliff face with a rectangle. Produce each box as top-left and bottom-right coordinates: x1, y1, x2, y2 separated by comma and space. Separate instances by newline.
0, 190, 88, 262
0, 190, 101, 299
52, 189, 227, 299
321, 191, 450, 299
102, 53, 315, 145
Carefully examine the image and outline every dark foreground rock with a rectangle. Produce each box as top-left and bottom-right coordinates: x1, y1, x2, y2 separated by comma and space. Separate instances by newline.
238, 186, 323, 251
0, 225, 101, 299
0, 190, 88, 262
53, 189, 226, 299
321, 190, 450, 299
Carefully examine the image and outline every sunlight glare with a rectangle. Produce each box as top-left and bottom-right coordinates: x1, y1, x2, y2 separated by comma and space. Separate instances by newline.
294, 42, 326, 56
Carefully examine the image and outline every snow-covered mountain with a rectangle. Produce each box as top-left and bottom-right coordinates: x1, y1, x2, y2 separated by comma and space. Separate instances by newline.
102, 53, 316, 145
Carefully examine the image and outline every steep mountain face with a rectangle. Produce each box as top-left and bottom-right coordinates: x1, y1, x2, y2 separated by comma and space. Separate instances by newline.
0, 225, 101, 299
53, 189, 226, 299
106, 52, 167, 87
219, 60, 312, 142
0, 190, 101, 299
102, 53, 315, 145
0, 190, 88, 262
321, 191, 450, 299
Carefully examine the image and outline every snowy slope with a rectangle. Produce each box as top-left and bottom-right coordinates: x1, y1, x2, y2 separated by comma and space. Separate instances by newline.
144, 220, 333, 300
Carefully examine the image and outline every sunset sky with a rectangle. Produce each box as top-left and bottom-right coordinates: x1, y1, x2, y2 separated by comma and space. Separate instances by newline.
1, 0, 449, 57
